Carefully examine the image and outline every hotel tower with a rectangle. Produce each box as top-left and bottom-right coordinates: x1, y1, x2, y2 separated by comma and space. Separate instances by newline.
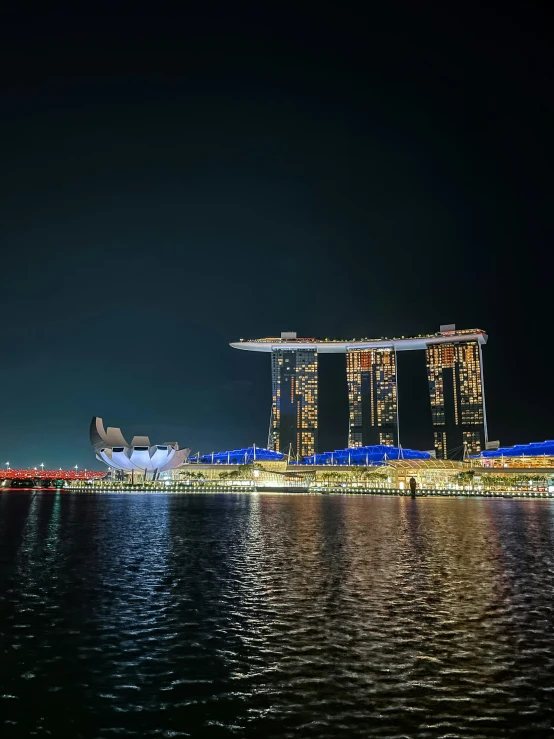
269, 341, 318, 457
346, 348, 398, 447
230, 325, 488, 459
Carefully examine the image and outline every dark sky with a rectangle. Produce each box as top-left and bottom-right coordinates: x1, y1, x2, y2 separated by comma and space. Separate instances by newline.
1, 4, 553, 468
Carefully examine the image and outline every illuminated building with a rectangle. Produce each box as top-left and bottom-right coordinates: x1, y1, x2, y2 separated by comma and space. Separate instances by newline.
90, 417, 190, 473
303, 445, 429, 465
347, 348, 398, 446
192, 446, 285, 464
269, 346, 318, 457
230, 326, 487, 459
470, 440, 554, 469
426, 338, 487, 459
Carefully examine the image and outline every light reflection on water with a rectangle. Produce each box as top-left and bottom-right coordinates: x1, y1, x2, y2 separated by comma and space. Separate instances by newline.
1, 491, 553, 738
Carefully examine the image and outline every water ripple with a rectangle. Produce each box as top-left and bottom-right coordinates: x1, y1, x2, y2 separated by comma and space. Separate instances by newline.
0, 492, 553, 737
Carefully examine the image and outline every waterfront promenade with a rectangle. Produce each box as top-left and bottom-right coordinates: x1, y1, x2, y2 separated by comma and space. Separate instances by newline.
64, 480, 554, 498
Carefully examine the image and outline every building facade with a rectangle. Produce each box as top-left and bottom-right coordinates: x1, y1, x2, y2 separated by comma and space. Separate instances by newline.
269, 348, 318, 457
426, 340, 486, 458
231, 326, 487, 460
346, 348, 398, 447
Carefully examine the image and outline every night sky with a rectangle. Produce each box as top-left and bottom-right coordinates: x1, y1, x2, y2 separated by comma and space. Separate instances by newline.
1, 5, 553, 468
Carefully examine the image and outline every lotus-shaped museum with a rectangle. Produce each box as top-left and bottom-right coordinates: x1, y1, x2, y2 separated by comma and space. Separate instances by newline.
90, 417, 190, 472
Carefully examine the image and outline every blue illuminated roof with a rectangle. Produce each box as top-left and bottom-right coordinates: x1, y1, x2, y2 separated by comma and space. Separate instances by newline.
302, 445, 431, 466
470, 441, 554, 459
192, 447, 286, 464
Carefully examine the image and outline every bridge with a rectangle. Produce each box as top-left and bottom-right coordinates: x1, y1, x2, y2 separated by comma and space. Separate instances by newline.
0, 469, 107, 487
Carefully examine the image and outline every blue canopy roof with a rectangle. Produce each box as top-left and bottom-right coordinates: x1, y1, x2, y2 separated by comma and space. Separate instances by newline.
301, 445, 431, 466
192, 447, 286, 464
470, 441, 554, 459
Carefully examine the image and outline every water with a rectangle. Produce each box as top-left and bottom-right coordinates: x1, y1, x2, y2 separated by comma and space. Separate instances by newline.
1, 491, 553, 738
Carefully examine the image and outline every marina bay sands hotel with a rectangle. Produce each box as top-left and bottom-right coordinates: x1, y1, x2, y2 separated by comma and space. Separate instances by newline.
230, 325, 488, 460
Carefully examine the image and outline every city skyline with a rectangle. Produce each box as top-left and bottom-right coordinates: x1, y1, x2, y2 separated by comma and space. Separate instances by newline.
0, 318, 543, 468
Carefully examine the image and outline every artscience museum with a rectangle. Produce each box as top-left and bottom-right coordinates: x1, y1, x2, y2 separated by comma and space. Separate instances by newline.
90, 417, 190, 474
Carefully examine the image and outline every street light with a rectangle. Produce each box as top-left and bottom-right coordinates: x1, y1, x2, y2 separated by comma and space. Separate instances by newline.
5, 462, 9, 470
40, 463, 44, 471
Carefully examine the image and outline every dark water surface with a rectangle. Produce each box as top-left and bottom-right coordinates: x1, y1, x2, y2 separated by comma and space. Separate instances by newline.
1, 492, 553, 738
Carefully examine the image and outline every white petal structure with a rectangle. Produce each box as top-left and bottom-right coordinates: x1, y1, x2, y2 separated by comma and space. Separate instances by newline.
90, 417, 190, 473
